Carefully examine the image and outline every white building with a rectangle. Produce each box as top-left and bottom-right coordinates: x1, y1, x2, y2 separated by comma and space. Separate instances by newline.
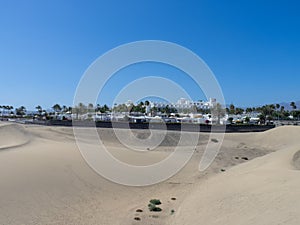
150, 98, 216, 111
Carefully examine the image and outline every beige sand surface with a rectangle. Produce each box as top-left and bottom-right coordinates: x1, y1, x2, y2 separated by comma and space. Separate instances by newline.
169, 126, 300, 225
0, 122, 299, 225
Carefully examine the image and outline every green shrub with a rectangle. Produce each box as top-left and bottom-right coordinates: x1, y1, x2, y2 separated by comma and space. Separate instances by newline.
148, 203, 162, 212
211, 138, 218, 143
149, 199, 161, 205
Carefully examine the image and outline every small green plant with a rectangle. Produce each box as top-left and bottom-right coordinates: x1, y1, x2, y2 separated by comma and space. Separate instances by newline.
148, 199, 162, 212
211, 138, 218, 143
171, 209, 175, 215
149, 199, 161, 205
148, 203, 162, 212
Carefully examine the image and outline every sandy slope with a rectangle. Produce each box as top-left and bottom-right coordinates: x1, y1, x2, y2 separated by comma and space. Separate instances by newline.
0, 123, 30, 149
169, 126, 300, 225
0, 123, 299, 225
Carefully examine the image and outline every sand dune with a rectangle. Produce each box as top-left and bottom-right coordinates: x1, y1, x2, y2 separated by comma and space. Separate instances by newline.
0, 123, 299, 225
0, 123, 31, 150
169, 126, 300, 225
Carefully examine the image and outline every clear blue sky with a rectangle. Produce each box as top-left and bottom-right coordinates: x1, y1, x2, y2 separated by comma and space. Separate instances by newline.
0, 0, 299, 110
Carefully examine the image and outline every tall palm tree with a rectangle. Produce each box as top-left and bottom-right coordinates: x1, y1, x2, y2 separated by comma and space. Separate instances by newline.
275, 104, 280, 120
290, 102, 297, 110
52, 104, 62, 114
259, 114, 266, 124
246, 107, 253, 114
68, 106, 72, 113
8, 106, 14, 117
16, 106, 26, 117
290, 102, 297, 119
229, 104, 235, 114
103, 104, 109, 112
62, 105, 68, 113
36, 105, 42, 115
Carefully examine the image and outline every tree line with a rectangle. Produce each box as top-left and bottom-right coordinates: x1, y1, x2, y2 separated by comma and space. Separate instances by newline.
226, 102, 300, 121
1, 101, 299, 121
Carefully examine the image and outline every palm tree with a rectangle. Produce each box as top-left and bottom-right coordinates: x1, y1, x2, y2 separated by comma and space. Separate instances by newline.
290, 102, 297, 110
16, 106, 26, 117
229, 104, 235, 114
228, 117, 234, 124
269, 104, 276, 113
9, 106, 14, 115
225, 107, 230, 114
275, 104, 280, 120
52, 104, 62, 114
244, 117, 250, 124
62, 105, 68, 113
68, 106, 72, 113
260, 104, 275, 118
96, 104, 101, 113
103, 104, 110, 112
290, 102, 297, 119
246, 107, 253, 114
97, 104, 110, 113
36, 105, 42, 115
258, 114, 266, 125
235, 107, 244, 115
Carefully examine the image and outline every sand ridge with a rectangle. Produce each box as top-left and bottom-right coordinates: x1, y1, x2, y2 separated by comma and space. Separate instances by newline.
0, 123, 31, 150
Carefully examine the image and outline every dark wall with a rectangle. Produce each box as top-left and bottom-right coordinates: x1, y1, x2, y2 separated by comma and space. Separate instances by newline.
29, 120, 275, 133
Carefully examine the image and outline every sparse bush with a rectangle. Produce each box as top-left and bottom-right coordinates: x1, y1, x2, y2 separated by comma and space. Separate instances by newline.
149, 199, 161, 205
148, 203, 162, 212
211, 138, 218, 143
